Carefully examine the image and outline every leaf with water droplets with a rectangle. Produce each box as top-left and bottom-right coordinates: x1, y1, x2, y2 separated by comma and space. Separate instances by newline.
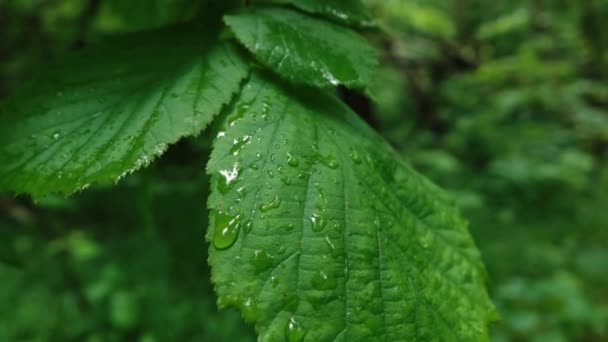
224, 6, 377, 89
0, 24, 248, 198
207, 72, 497, 341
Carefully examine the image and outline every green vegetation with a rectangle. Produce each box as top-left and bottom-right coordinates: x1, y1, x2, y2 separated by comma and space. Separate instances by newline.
0, 0, 606, 341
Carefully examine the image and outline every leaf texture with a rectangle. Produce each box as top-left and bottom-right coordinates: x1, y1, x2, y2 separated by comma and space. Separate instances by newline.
224, 7, 377, 89
0, 25, 248, 197
284, 0, 373, 27
207, 73, 497, 341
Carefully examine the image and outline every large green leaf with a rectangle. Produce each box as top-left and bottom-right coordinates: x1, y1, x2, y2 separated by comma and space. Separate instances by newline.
224, 7, 377, 89
207, 73, 497, 341
0, 25, 248, 198
283, 0, 373, 27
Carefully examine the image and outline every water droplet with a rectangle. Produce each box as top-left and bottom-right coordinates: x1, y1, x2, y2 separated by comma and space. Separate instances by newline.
310, 212, 327, 232
51, 131, 61, 140
260, 195, 281, 213
282, 223, 295, 231
218, 162, 240, 194
262, 100, 270, 117
280, 176, 292, 185
212, 211, 243, 250
250, 249, 273, 274
311, 270, 337, 290
229, 135, 251, 156
244, 221, 254, 234
318, 153, 339, 169
228, 100, 251, 127
287, 152, 299, 167
286, 316, 306, 342
237, 186, 247, 200
242, 296, 259, 322
271, 276, 279, 288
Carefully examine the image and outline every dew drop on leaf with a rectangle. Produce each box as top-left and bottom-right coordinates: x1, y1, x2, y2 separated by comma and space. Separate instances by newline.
287, 152, 299, 167
311, 270, 337, 291
277, 245, 287, 255
229, 135, 251, 156
318, 152, 339, 169
218, 162, 240, 194
271, 276, 279, 288
310, 212, 327, 232
51, 131, 61, 140
242, 296, 260, 322
280, 175, 292, 185
237, 186, 247, 200
282, 223, 295, 232
250, 249, 273, 274
286, 316, 306, 342
244, 221, 254, 234
260, 195, 282, 212
213, 211, 243, 250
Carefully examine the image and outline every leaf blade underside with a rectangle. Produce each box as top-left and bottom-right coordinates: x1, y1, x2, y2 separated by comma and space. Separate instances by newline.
0, 25, 249, 197
224, 7, 377, 90
207, 73, 497, 341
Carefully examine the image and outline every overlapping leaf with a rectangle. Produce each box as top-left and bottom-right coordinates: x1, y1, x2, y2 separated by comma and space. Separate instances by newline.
284, 0, 373, 27
207, 73, 497, 341
224, 7, 377, 89
0, 25, 248, 197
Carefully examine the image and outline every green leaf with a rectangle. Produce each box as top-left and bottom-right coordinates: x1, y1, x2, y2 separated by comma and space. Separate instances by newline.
224, 7, 377, 89
0, 25, 249, 198
207, 73, 497, 341
283, 0, 373, 27
95, 0, 201, 32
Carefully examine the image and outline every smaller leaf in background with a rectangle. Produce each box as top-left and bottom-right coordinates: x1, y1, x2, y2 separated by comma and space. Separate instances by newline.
224, 6, 377, 89
0, 25, 249, 198
94, 0, 201, 32
283, 0, 373, 27
367, 0, 455, 39
476, 7, 530, 41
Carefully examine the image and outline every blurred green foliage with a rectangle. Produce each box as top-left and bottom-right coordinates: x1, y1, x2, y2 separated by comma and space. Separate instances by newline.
0, 139, 255, 341
367, 0, 608, 340
0, 0, 607, 340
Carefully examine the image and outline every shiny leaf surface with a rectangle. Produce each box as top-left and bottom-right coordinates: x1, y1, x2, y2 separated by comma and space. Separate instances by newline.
0, 25, 248, 197
207, 73, 497, 341
284, 0, 373, 27
224, 7, 377, 89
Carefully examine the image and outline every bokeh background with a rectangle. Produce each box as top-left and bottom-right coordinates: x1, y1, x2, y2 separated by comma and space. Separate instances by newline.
0, 0, 607, 341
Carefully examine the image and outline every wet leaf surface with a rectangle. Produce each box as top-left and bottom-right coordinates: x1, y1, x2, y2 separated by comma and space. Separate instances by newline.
0, 25, 248, 198
207, 72, 497, 341
225, 7, 377, 89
